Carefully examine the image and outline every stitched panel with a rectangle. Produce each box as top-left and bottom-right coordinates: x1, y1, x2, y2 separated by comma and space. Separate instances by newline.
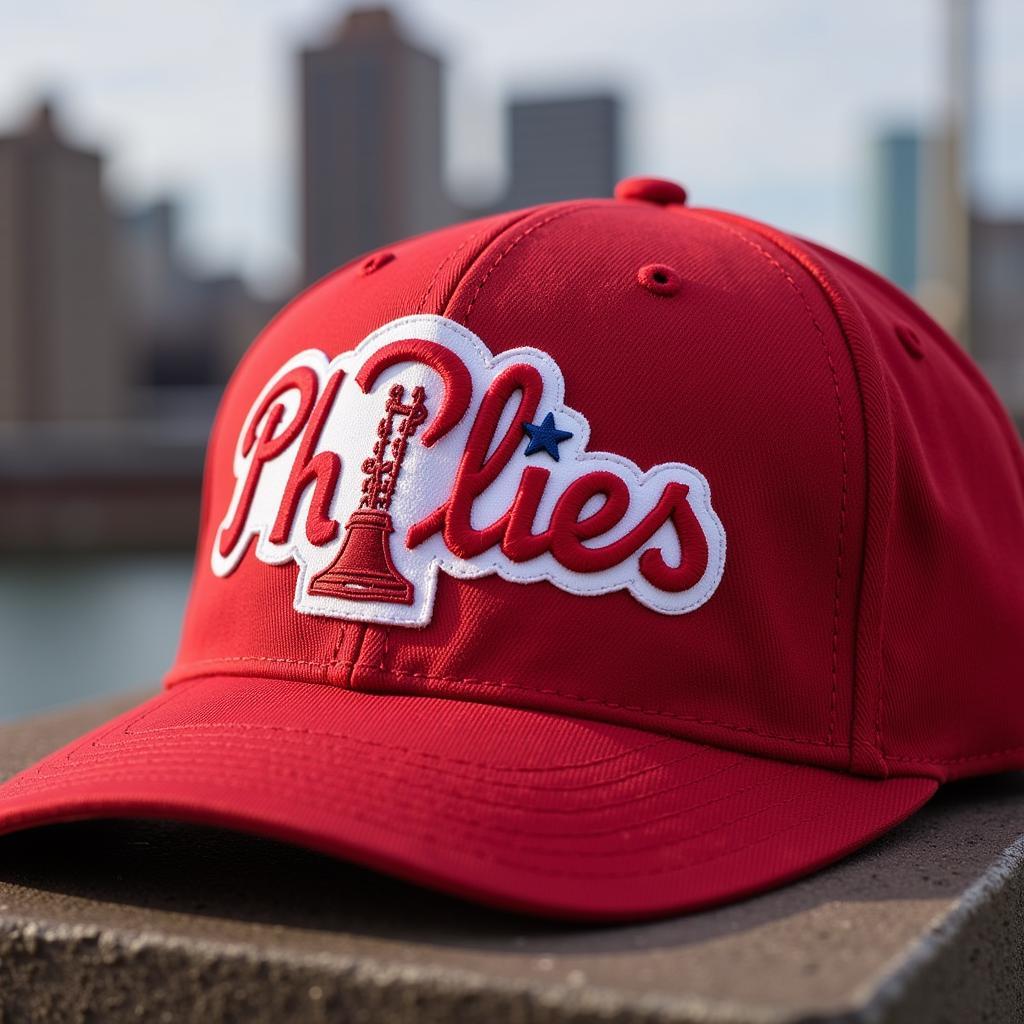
689, 213, 851, 748
170, 198, 870, 773
365, 201, 865, 765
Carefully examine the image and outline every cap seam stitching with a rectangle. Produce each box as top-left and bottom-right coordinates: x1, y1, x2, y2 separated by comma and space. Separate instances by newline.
689, 211, 849, 749
110, 686, 687, 775
415, 226, 487, 313
325, 624, 347, 684
3, 764, 910, 881
697, 211, 891, 778
13, 747, 807, 851
163, 660, 837, 749
165, 658, 837, 747
169, 656, 356, 672
459, 204, 601, 324
886, 746, 1024, 766
367, 203, 580, 683
165, 660, 1024, 767
51, 741, 709, 805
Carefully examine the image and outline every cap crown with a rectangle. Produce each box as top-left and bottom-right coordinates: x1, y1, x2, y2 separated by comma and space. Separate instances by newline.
171, 199, 1024, 781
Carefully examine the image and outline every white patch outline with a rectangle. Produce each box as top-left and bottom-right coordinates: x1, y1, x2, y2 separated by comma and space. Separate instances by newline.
212, 314, 727, 627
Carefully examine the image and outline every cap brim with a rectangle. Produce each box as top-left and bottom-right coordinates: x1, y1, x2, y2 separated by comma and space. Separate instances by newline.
0, 676, 937, 921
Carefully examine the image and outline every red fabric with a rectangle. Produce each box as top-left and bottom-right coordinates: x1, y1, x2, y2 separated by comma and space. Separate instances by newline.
707, 212, 1024, 778
0, 677, 936, 921
172, 201, 873, 766
0, 190, 1020, 919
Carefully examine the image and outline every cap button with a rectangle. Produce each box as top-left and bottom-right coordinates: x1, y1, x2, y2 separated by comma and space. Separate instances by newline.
613, 176, 688, 206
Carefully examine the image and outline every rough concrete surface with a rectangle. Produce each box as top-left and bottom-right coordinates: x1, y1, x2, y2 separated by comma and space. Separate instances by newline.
1, 694, 1023, 1023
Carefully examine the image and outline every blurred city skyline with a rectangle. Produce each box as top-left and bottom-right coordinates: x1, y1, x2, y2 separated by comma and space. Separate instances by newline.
2, 0, 1022, 295
1, 0, 1023, 721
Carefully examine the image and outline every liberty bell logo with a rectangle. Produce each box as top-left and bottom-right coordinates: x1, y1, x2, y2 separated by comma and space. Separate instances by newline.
308, 382, 428, 604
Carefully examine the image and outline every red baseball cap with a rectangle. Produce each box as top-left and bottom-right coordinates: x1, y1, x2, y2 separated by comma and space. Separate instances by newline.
1, 178, 1022, 921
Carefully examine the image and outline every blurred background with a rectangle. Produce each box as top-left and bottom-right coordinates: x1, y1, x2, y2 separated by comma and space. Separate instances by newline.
0, 0, 1021, 720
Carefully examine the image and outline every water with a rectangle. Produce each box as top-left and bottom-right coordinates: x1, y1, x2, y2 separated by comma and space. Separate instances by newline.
0, 554, 195, 721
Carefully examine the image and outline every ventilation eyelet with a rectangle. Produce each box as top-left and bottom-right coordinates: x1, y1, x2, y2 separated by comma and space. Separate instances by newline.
637, 263, 682, 296
359, 251, 396, 276
895, 324, 925, 360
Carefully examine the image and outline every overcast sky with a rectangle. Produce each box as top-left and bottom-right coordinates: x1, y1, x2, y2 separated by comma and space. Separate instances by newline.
1, 0, 1022, 292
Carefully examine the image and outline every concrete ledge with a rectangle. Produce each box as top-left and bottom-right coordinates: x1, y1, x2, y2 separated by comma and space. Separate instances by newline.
2, 696, 1024, 1023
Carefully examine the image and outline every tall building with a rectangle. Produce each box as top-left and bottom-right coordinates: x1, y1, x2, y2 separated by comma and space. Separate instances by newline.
874, 2, 977, 346
971, 218, 1024, 419
0, 101, 125, 421
938, 0, 976, 347
502, 95, 620, 210
873, 128, 972, 342
116, 200, 201, 387
300, 7, 451, 284
871, 126, 1024, 422
116, 201, 279, 389
874, 131, 923, 295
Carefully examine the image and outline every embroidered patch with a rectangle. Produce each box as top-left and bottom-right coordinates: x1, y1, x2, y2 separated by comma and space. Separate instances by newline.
212, 315, 726, 627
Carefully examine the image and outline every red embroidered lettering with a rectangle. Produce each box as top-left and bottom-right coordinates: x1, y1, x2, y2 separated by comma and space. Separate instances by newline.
218, 366, 319, 558
268, 369, 344, 546
212, 315, 725, 626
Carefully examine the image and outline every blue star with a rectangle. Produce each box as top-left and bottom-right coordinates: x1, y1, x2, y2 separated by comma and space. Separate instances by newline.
522, 412, 573, 461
